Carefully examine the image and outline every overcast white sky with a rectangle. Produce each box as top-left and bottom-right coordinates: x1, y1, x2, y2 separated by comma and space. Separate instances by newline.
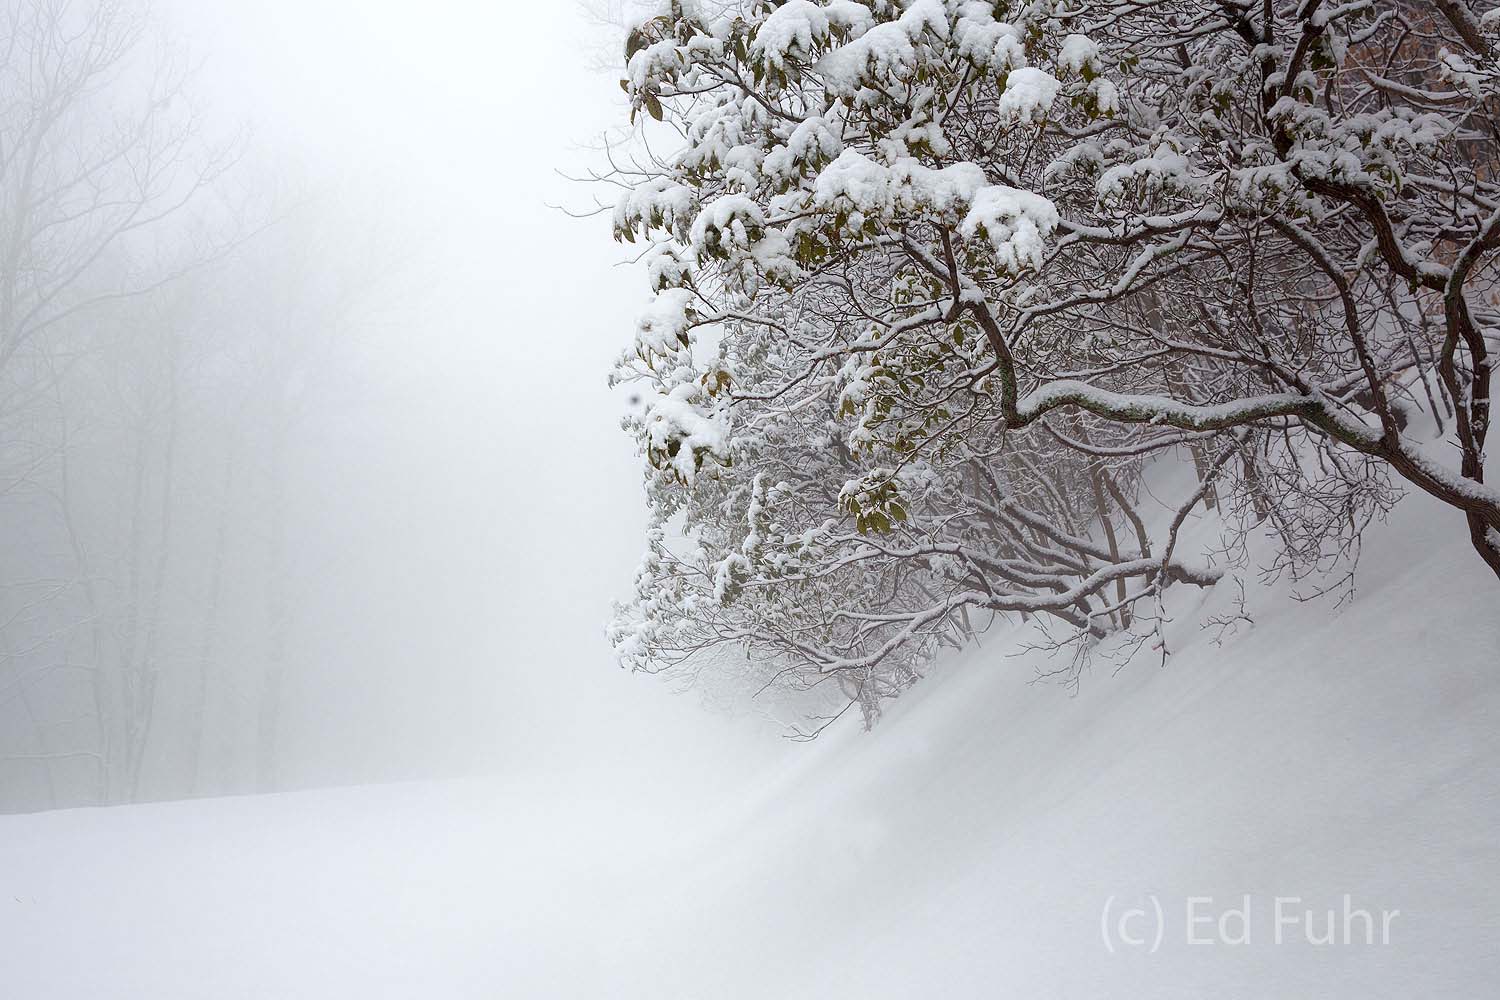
146, 0, 781, 790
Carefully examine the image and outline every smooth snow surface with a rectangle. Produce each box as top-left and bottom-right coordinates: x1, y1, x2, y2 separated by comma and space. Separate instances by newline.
2, 489, 1497, 999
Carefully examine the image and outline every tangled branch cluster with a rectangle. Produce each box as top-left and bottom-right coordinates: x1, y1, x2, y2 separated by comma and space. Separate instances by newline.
605, 0, 1500, 722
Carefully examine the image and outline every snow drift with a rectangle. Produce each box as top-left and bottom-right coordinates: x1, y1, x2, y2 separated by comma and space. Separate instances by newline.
1, 485, 1496, 999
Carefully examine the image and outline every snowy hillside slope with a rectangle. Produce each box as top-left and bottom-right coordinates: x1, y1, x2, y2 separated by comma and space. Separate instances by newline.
1, 485, 1496, 999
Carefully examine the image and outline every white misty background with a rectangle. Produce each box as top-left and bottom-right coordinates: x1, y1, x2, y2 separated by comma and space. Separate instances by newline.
0, 0, 766, 813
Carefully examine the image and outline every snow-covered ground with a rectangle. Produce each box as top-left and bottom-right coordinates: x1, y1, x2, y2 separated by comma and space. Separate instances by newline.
2, 486, 1496, 999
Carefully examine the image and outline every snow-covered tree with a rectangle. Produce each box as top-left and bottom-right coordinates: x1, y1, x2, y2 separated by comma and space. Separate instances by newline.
606, 0, 1500, 719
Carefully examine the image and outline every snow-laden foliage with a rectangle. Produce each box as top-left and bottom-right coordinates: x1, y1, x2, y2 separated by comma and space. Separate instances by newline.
607, 0, 1500, 722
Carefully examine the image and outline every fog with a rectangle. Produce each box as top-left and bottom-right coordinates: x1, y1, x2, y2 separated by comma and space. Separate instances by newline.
4, 5, 1499, 997
0, 0, 773, 812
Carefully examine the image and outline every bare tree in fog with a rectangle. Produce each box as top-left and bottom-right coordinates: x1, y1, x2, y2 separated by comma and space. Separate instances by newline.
0, 0, 236, 374
234, 200, 394, 795
0, 0, 235, 804
0, 0, 401, 810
